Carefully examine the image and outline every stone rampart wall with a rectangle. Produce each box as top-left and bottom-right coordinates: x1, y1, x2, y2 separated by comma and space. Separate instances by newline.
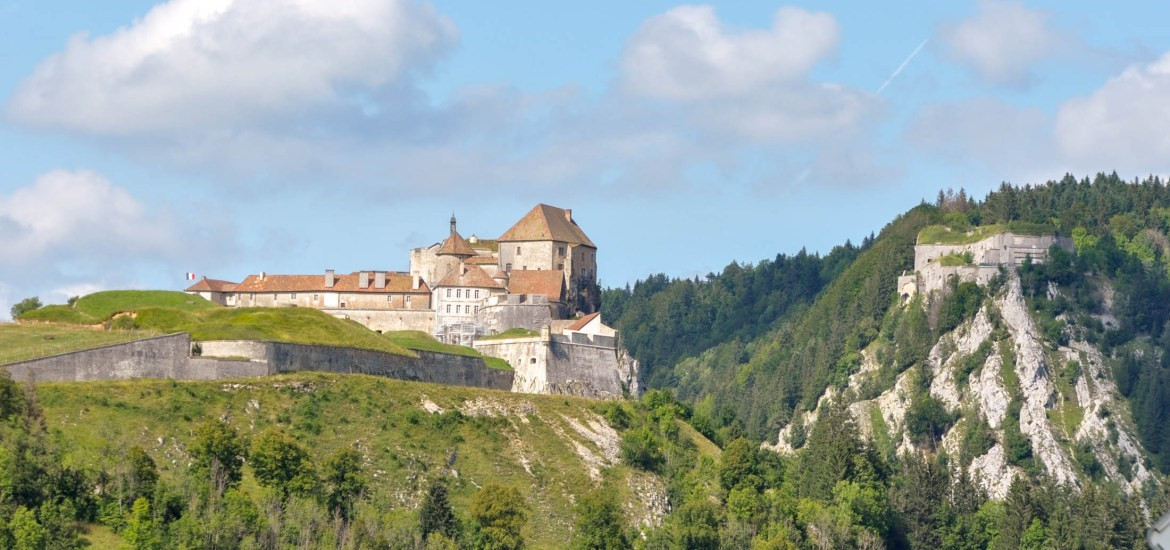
5, 333, 193, 382
198, 340, 269, 360
322, 309, 434, 333
3, 333, 513, 391
268, 342, 513, 390
474, 335, 627, 399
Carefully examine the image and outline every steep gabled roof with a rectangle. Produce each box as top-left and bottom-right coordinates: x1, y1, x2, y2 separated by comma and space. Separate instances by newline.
567, 312, 600, 332
234, 272, 430, 294
498, 204, 595, 248
507, 270, 566, 301
435, 264, 505, 289
185, 278, 238, 293
437, 231, 476, 257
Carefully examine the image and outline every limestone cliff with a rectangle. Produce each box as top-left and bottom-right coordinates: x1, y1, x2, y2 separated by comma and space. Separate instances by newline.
768, 272, 1158, 502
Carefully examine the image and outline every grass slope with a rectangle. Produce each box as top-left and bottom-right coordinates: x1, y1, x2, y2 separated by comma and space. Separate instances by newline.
384, 331, 512, 370
17, 289, 415, 358
20, 290, 217, 324
0, 325, 162, 364
36, 373, 652, 548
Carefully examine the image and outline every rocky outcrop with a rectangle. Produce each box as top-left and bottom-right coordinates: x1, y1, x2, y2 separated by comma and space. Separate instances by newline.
768, 271, 1158, 502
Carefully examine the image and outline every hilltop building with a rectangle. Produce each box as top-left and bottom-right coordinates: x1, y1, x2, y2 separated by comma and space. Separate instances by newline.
186, 203, 603, 342
183, 203, 636, 398
898, 230, 1075, 300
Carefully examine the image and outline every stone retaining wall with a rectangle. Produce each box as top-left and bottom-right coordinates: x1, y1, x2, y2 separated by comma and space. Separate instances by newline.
3, 333, 514, 391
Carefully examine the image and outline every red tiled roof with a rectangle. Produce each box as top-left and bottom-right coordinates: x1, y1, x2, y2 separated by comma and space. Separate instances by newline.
435, 264, 504, 289
567, 312, 600, 332
234, 272, 430, 294
499, 204, 595, 247
465, 256, 497, 265
438, 231, 476, 257
507, 270, 565, 301
185, 278, 238, 292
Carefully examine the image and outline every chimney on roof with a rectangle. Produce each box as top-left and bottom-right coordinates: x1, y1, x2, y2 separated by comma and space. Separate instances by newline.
564, 208, 572, 222
412, 274, 421, 290
359, 271, 369, 289
450, 213, 457, 236
259, 271, 266, 281
325, 269, 335, 288
374, 271, 386, 289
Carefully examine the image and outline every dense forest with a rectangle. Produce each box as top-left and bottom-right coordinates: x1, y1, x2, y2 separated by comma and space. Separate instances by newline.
608, 173, 1170, 465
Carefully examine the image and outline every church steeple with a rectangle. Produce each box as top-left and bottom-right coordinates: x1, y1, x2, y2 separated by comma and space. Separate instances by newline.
450, 213, 457, 236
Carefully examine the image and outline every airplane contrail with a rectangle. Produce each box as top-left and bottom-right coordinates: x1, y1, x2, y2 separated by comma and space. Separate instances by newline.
877, 38, 929, 94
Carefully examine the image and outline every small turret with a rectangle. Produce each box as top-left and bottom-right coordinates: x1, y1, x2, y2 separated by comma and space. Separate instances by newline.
450, 213, 457, 236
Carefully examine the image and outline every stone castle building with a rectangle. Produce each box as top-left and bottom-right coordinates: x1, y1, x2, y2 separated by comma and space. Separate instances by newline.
186, 203, 601, 342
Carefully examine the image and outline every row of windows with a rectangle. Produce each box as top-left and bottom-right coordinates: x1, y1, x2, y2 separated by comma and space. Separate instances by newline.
445, 304, 480, 314
244, 293, 411, 303
445, 288, 482, 299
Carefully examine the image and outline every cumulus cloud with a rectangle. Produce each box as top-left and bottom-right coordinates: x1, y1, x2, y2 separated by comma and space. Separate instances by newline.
1054, 52, 1170, 174
621, 5, 838, 101
0, 170, 240, 317
5, 0, 456, 135
940, 0, 1067, 87
618, 4, 879, 156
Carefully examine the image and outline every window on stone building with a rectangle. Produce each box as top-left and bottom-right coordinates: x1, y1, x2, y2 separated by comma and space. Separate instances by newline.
446, 304, 451, 313
474, 290, 480, 299
475, 306, 479, 314
446, 289, 451, 297
406, 295, 412, 305
291, 293, 296, 299
506, 263, 512, 272
387, 295, 392, 302
457, 289, 462, 298
516, 246, 522, 255
557, 263, 563, 270
313, 294, 319, 301
558, 246, 565, 256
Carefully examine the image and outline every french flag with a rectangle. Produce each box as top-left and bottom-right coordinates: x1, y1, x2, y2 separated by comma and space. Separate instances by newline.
186, 273, 197, 280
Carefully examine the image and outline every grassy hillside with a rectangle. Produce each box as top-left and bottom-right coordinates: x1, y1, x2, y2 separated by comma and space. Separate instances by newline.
20, 290, 217, 324
34, 373, 673, 548
16, 290, 415, 358
384, 330, 512, 370
0, 324, 162, 364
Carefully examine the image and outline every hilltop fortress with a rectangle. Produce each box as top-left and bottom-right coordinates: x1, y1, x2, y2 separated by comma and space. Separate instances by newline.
898, 228, 1074, 300
186, 204, 636, 398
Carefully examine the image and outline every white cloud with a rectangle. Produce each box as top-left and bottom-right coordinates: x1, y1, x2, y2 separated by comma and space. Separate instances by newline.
1054, 52, 1170, 174
0, 170, 240, 315
621, 5, 838, 101
5, 0, 456, 135
618, 5, 878, 153
940, 0, 1066, 87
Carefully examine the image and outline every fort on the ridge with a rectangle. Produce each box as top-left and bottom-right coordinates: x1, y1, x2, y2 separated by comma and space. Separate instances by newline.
186, 204, 636, 398
898, 228, 1075, 300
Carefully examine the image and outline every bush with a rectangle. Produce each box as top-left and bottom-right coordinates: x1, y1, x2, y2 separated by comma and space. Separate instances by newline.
10, 296, 42, 320
906, 394, 957, 447
620, 427, 664, 472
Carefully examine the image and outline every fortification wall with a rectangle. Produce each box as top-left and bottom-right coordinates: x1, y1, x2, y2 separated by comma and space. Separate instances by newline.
268, 342, 513, 390
323, 309, 434, 333
3, 333, 513, 391
479, 302, 556, 333
473, 334, 627, 399
919, 264, 1001, 295
198, 340, 269, 360
915, 233, 1072, 271
5, 333, 194, 382
473, 337, 549, 394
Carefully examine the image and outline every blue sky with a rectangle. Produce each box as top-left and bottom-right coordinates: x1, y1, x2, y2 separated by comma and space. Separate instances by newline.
2, 0, 1169, 318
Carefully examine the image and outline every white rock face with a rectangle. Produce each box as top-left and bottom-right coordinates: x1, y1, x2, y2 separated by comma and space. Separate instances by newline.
767, 271, 1159, 502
